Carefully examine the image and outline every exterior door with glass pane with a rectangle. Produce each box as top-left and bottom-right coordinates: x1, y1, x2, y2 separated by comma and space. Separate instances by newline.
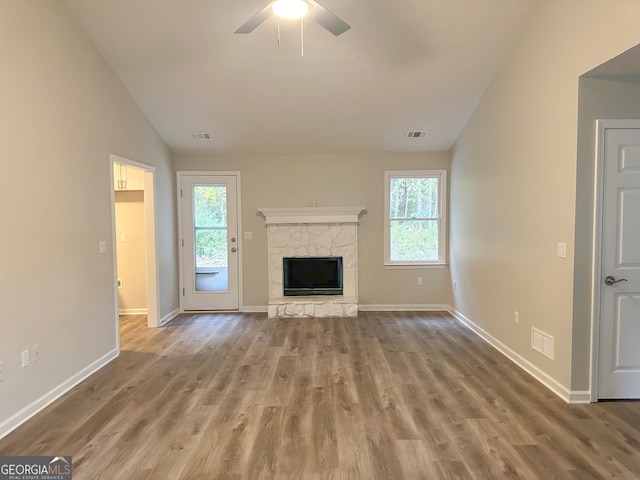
180, 174, 239, 310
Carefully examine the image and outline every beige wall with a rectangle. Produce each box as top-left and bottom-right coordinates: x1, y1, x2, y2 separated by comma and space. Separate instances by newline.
0, 1, 178, 431
175, 152, 453, 308
450, 0, 640, 392
115, 191, 147, 312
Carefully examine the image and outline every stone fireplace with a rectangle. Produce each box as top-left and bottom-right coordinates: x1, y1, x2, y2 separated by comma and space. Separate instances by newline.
257, 207, 365, 318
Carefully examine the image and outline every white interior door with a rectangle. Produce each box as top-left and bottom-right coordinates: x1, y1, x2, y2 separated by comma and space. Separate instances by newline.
180, 174, 239, 311
598, 127, 640, 399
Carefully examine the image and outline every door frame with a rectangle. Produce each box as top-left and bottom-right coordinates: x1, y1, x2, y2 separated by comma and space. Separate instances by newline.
590, 119, 640, 401
177, 171, 243, 312
110, 154, 160, 339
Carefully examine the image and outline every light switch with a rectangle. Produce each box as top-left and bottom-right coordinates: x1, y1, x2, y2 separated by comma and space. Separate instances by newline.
244, 232, 253, 240
557, 242, 567, 258
121, 234, 127, 243
99, 241, 107, 254
21, 350, 29, 368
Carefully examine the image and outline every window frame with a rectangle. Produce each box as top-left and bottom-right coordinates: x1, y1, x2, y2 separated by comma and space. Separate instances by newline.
384, 169, 448, 267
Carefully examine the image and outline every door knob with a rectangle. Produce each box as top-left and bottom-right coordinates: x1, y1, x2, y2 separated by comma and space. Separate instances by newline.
604, 275, 627, 286
231, 247, 237, 253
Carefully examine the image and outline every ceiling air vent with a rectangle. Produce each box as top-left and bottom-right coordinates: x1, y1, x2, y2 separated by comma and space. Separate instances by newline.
191, 132, 212, 140
407, 131, 428, 138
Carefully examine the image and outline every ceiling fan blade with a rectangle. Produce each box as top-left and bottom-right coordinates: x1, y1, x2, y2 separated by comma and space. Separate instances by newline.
234, 3, 274, 34
307, 0, 351, 36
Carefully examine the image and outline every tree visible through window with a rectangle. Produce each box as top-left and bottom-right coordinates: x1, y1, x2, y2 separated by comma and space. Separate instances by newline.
385, 170, 447, 265
194, 185, 227, 268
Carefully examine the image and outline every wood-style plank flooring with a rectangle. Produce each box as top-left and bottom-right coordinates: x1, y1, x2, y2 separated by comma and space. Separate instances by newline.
1, 312, 640, 479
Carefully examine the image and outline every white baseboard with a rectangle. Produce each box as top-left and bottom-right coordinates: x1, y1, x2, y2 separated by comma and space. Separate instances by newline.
0, 348, 119, 440
118, 308, 148, 315
160, 308, 180, 325
242, 305, 268, 313
447, 307, 590, 404
567, 390, 592, 404
359, 304, 449, 312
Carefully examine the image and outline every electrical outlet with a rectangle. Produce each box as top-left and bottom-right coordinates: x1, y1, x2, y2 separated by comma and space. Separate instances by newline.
32, 344, 40, 363
514, 311, 519, 324
0, 362, 5, 382
21, 350, 29, 368
117, 279, 122, 288
417, 276, 424, 286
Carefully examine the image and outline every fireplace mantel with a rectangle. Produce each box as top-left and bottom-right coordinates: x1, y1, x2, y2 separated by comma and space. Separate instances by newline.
257, 206, 366, 225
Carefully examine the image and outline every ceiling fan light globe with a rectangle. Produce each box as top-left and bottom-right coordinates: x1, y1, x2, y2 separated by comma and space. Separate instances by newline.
272, 0, 309, 19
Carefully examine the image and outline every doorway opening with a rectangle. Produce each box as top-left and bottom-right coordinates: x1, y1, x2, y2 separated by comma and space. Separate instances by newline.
110, 155, 159, 340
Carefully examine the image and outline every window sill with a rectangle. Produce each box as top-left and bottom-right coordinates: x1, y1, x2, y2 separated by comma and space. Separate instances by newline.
384, 263, 448, 269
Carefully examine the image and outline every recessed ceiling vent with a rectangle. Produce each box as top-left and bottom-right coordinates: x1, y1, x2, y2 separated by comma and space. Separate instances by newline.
191, 132, 212, 140
407, 131, 429, 138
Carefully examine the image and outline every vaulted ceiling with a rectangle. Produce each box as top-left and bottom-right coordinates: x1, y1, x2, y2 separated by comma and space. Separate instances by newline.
61, 0, 537, 154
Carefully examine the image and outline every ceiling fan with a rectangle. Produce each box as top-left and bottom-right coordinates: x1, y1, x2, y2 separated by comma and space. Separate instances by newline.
234, 0, 351, 36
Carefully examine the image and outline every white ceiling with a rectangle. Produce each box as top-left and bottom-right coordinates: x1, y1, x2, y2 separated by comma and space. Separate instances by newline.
61, 0, 537, 155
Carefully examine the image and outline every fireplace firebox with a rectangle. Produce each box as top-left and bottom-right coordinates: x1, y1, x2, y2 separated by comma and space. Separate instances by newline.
283, 257, 343, 296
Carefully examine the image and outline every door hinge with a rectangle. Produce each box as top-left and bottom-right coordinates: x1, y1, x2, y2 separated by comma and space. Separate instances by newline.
182, 239, 184, 247
182, 288, 185, 296
180, 189, 183, 198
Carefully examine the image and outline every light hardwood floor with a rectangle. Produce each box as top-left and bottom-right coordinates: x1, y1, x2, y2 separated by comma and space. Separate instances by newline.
1, 312, 640, 479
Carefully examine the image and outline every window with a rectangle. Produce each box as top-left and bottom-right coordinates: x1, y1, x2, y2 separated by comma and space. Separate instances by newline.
384, 170, 447, 265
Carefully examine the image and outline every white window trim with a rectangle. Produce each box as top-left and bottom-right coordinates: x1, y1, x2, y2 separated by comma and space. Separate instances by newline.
384, 169, 448, 266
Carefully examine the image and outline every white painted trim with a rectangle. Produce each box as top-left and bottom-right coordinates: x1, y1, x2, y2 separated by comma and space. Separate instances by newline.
590, 120, 607, 402
142, 167, 160, 328
118, 308, 148, 315
257, 206, 366, 225
242, 306, 268, 313
568, 391, 592, 404
447, 307, 589, 404
359, 304, 449, 312
236, 173, 244, 312
590, 119, 640, 402
0, 348, 119, 440
109, 160, 121, 352
383, 264, 448, 269
160, 308, 180, 325
177, 172, 185, 313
